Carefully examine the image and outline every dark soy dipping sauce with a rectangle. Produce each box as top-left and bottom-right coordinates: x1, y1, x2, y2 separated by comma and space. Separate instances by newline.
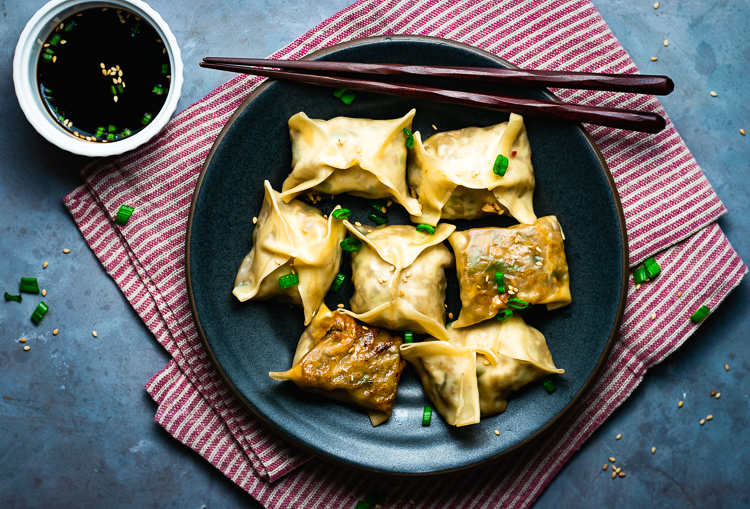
37, 7, 171, 142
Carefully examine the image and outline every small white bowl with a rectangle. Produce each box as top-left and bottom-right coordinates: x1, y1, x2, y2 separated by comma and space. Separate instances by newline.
13, 0, 183, 157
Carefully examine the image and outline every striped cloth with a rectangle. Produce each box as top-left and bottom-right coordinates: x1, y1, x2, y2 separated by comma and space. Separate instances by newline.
62, 0, 746, 506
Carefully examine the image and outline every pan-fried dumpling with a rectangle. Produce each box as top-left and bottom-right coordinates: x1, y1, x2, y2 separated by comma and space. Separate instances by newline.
342, 222, 455, 341
233, 181, 346, 325
270, 304, 406, 426
449, 216, 571, 328
450, 315, 564, 416
279, 110, 422, 216
407, 113, 536, 226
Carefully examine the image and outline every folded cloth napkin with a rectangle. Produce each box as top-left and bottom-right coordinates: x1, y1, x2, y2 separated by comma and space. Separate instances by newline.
63, 0, 747, 506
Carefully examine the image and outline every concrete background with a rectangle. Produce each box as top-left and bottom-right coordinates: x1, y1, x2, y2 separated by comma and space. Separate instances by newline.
1, 0, 748, 507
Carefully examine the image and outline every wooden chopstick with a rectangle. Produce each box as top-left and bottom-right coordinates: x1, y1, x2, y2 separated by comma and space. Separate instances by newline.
203, 57, 674, 96
199, 61, 666, 133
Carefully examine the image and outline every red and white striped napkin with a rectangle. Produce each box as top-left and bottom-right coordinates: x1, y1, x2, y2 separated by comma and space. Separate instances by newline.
64, 0, 746, 507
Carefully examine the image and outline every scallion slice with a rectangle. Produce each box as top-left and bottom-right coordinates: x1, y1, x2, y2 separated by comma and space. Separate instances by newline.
507, 297, 529, 310
19, 277, 40, 294
403, 127, 414, 149
114, 205, 134, 226
643, 257, 661, 278
278, 273, 299, 289
689, 305, 710, 323
107, 134, 115, 140
416, 224, 435, 235
161, 63, 169, 74
493, 154, 509, 176
50, 34, 61, 46
633, 266, 649, 285
495, 272, 505, 293
131, 23, 140, 36
117, 84, 124, 94
331, 208, 351, 220
368, 212, 387, 225
404, 331, 413, 344
64, 21, 76, 32
333, 88, 347, 98
108, 125, 116, 133
496, 309, 513, 321
120, 128, 132, 138
368, 200, 387, 213
542, 378, 556, 394
153, 86, 164, 95
422, 406, 432, 426
141, 113, 153, 126
340, 237, 362, 252
4, 292, 22, 302
403, 127, 412, 137
341, 91, 356, 104
330, 273, 345, 293
111, 85, 117, 96
31, 301, 48, 324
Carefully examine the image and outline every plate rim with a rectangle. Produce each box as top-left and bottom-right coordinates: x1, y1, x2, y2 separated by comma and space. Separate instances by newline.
185, 34, 630, 477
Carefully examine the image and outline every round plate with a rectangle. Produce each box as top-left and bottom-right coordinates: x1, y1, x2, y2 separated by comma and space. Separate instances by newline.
186, 35, 628, 476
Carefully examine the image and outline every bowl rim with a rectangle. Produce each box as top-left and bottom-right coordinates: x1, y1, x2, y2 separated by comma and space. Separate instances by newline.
12, 0, 183, 157
185, 34, 630, 477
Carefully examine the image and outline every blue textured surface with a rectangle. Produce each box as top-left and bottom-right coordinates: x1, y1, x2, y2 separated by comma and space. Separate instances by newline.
0, 0, 748, 507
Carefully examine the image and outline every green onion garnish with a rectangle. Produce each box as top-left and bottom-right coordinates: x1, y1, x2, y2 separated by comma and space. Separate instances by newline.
368, 212, 387, 225
340, 91, 356, 105
507, 297, 529, 310
95, 126, 105, 137
643, 257, 661, 279
114, 205, 135, 225
633, 266, 649, 285
131, 23, 140, 36
403, 127, 412, 137
120, 128, 132, 137
64, 21, 75, 32
496, 309, 513, 321
340, 238, 362, 252
50, 34, 61, 46
107, 133, 115, 140
45, 48, 54, 55
108, 125, 116, 133
495, 272, 505, 293
331, 208, 351, 220
278, 273, 299, 289
353, 502, 371, 509
404, 331, 413, 344
543, 378, 556, 394
153, 86, 164, 95
4, 292, 22, 302
161, 63, 169, 74
416, 224, 435, 235
422, 406, 432, 426
141, 113, 153, 125
19, 277, 40, 294
689, 305, 710, 323
493, 154, 509, 176
403, 127, 414, 149
31, 301, 48, 324
368, 200, 387, 213
330, 273, 345, 292
42, 53, 52, 63
333, 88, 347, 98
111, 85, 117, 96
117, 84, 124, 94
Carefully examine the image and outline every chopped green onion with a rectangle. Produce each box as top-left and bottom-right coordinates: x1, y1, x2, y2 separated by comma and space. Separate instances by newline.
333, 88, 347, 98
95, 126, 105, 137
330, 273, 345, 292
543, 378, 556, 394
403, 128, 412, 137
131, 23, 140, 36
45, 48, 54, 55
507, 297, 529, 310
161, 63, 169, 74
141, 113, 153, 125
117, 84, 124, 94
493, 154, 509, 176
19, 277, 40, 294
368, 200, 387, 213
340, 91, 356, 105
64, 21, 76, 32
111, 85, 117, 96
114, 205, 135, 225
406, 136, 414, 149
353, 502, 371, 509
31, 301, 48, 324
496, 309, 513, 321
120, 128, 132, 137
331, 208, 351, 220
422, 406, 432, 426
368, 212, 387, 225
689, 305, 710, 323
278, 273, 299, 289
416, 224, 435, 235
42, 53, 52, 62
108, 125, 116, 133
404, 331, 413, 344
340, 237, 362, 252
49, 34, 61, 46
107, 133, 115, 140
4, 292, 22, 302
643, 257, 661, 279
495, 272, 505, 293
633, 266, 649, 285
153, 86, 164, 95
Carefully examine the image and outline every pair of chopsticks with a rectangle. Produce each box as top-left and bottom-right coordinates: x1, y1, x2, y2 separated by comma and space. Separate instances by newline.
200, 57, 673, 133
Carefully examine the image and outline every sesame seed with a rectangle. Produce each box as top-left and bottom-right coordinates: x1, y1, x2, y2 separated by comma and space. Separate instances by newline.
677, 291, 682, 297
495, 430, 500, 435
678, 401, 683, 408
651, 57, 658, 61
24, 346, 30, 351
616, 433, 622, 440
611, 471, 616, 479
619, 472, 626, 477
362, 326, 368, 330
403, 277, 408, 283
92, 331, 98, 338
275, 260, 281, 265
654, 1, 659, 7
483, 360, 489, 365
42, 289, 46, 297
113, 96, 118, 103
252, 217, 257, 224
390, 266, 396, 272
636, 284, 641, 290
711, 390, 716, 396
113, 78, 118, 84
663, 39, 668, 46
76, 12, 82, 16
716, 393, 721, 399
535, 247, 541, 253
53, 329, 59, 336
400, 291, 405, 296
387, 201, 393, 207
615, 467, 621, 473
44, 43, 50, 47
337, 304, 344, 309
44, 262, 48, 268
20, 338, 26, 343
651, 313, 656, 320
60, 40, 66, 44
725, 364, 730, 371
486, 275, 490, 282
609, 457, 616, 463
710, 91, 717, 97
700, 419, 705, 425
52, 56, 57, 63
448, 313, 454, 319
603, 464, 608, 470
409, 500, 415, 505
706, 415, 713, 421
302, 228, 307, 233
508, 290, 515, 295
652, 447, 656, 454
535, 261, 543, 266
381, 207, 386, 213
156, 39, 162, 43
432, 124, 437, 130
741, 129, 746, 136
163, 48, 167, 54
355, 222, 362, 227
100, 63, 105, 69
63, 249, 70, 253
406, 272, 412, 278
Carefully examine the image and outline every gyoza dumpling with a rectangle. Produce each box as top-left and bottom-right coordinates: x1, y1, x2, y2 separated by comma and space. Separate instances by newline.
233, 181, 346, 325
270, 304, 406, 426
407, 113, 536, 226
449, 216, 571, 328
450, 314, 564, 416
342, 222, 455, 341
279, 110, 421, 215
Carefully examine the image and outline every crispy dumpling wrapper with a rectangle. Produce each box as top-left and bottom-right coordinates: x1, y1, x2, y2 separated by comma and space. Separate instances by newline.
342, 222, 455, 341
450, 314, 564, 416
280, 110, 421, 215
270, 304, 406, 426
233, 181, 346, 325
407, 113, 536, 226
449, 216, 571, 328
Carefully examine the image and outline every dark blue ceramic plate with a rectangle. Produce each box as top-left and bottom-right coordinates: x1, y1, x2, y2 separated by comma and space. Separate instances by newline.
186, 35, 628, 476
